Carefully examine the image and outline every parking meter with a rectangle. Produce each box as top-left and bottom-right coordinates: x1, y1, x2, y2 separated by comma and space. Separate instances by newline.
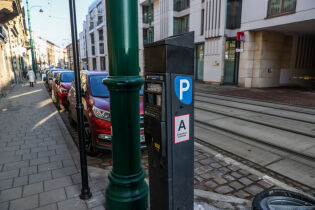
144, 32, 194, 210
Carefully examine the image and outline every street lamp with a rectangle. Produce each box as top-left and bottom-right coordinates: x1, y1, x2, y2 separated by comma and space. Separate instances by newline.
26, 0, 43, 79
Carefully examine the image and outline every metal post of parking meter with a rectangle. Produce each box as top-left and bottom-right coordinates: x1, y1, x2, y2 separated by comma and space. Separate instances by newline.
68, 0, 92, 200
144, 32, 195, 210
103, 0, 148, 209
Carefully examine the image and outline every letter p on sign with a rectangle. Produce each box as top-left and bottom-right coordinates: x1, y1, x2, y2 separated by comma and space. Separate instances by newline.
174, 76, 192, 105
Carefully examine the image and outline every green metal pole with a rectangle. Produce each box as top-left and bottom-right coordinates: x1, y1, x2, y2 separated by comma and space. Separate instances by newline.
103, 0, 148, 209
148, 0, 152, 43
26, 0, 37, 79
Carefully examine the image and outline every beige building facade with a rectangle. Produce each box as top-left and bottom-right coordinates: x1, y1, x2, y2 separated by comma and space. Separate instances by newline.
239, 0, 315, 88
0, 0, 29, 96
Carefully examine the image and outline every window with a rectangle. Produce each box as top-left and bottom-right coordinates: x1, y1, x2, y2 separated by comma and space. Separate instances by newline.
267, 0, 296, 17
173, 15, 189, 35
98, 30, 104, 41
201, 9, 204, 35
92, 46, 95, 56
89, 11, 94, 20
91, 33, 95, 44
89, 75, 109, 97
142, 5, 154, 23
92, 58, 97, 70
174, 0, 190, 11
99, 43, 104, 54
97, 16, 103, 26
97, 3, 102, 14
143, 27, 154, 44
226, 0, 242, 29
89, 22, 94, 30
100, 57, 106, 70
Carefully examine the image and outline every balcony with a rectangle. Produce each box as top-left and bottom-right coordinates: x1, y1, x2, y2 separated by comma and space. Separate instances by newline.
267, 0, 296, 17
0, 0, 19, 24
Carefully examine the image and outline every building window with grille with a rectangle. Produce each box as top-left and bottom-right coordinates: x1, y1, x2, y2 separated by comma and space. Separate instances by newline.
99, 43, 104, 54
143, 5, 154, 23
97, 3, 102, 14
173, 15, 189, 35
174, 0, 190, 11
92, 46, 95, 56
226, 0, 242, 29
98, 30, 104, 41
91, 33, 95, 44
201, 9, 204, 35
100, 56, 106, 70
143, 27, 154, 44
97, 16, 103, 26
267, 0, 296, 17
93, 58, 96, 70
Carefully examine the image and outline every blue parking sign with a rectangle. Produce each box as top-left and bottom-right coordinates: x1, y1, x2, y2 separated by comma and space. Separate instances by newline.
174, 76, 192, 105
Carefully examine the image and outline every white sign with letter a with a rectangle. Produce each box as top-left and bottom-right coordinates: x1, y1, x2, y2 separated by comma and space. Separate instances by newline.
174, 114, 190, 144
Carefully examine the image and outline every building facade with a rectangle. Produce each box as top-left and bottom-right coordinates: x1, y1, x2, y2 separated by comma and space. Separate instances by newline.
46, 40, 66, 68
239, 0, 315, 88
79, 0, 315, 88
80, 0, 107, 71
0, 0, 29, 96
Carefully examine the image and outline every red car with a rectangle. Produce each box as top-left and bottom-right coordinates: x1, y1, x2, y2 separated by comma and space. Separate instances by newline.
67, 71, 145, 155
52, 71, 74, 109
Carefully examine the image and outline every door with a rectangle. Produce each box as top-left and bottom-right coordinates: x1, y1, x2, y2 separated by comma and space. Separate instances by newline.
194, 43, 204, 80
223, 40, 240, 84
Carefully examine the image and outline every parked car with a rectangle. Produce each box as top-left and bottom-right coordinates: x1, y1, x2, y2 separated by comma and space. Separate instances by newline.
67, 71, 145, 154
52, 71, 74, 109
48, 69, 65, 91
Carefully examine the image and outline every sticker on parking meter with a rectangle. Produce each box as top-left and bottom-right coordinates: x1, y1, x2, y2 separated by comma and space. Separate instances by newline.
174, 76, 192, 104
174, 114, 190, 144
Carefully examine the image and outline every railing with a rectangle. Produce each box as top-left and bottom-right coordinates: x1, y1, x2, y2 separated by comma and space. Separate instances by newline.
267, 0, 296, 17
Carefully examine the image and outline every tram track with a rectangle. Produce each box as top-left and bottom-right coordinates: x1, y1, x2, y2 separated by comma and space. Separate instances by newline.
195, 96, 315, 125
192, 91, 315, 189
194, 105, 315, 139
195, 92, 315, 116
194, 119, 315, 162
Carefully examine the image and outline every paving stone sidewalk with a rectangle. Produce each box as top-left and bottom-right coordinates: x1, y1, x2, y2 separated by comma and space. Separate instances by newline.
0, 82, 106, 210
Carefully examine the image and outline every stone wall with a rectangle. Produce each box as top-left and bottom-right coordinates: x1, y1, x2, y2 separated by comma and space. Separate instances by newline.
239, 31, 292, 88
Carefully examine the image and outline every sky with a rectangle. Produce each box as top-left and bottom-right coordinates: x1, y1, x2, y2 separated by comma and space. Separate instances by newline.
21, 0, 94, 48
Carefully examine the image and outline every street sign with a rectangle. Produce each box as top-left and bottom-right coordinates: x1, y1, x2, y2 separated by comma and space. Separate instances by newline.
174, 114, 190, 143
174, 76, 192, 104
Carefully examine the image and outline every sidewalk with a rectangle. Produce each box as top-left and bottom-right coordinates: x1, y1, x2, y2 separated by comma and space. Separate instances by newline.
0, 82, 106, 210
0, 82, 310, 210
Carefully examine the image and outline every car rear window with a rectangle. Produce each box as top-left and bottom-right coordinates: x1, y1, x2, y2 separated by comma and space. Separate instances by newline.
61, 72, 74, 82
89, 75, 109, 98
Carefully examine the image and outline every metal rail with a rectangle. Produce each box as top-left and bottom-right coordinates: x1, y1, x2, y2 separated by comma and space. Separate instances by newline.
195, 105, 315, 139
195, 91, 315, 115
194, 120, 315, 162
195, 97, 315, 125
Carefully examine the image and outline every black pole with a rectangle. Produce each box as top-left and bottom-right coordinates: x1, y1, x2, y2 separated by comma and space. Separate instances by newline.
68, 0, 92, 200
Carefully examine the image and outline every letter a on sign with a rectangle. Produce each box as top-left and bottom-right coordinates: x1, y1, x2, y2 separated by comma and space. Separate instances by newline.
174, 114, 190, 144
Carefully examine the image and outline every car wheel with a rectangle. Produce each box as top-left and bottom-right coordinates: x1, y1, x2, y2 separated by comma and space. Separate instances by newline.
84, 121, 98, 156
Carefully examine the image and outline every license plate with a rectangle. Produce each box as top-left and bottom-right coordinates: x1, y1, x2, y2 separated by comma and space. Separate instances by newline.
140, 134, 145, 143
